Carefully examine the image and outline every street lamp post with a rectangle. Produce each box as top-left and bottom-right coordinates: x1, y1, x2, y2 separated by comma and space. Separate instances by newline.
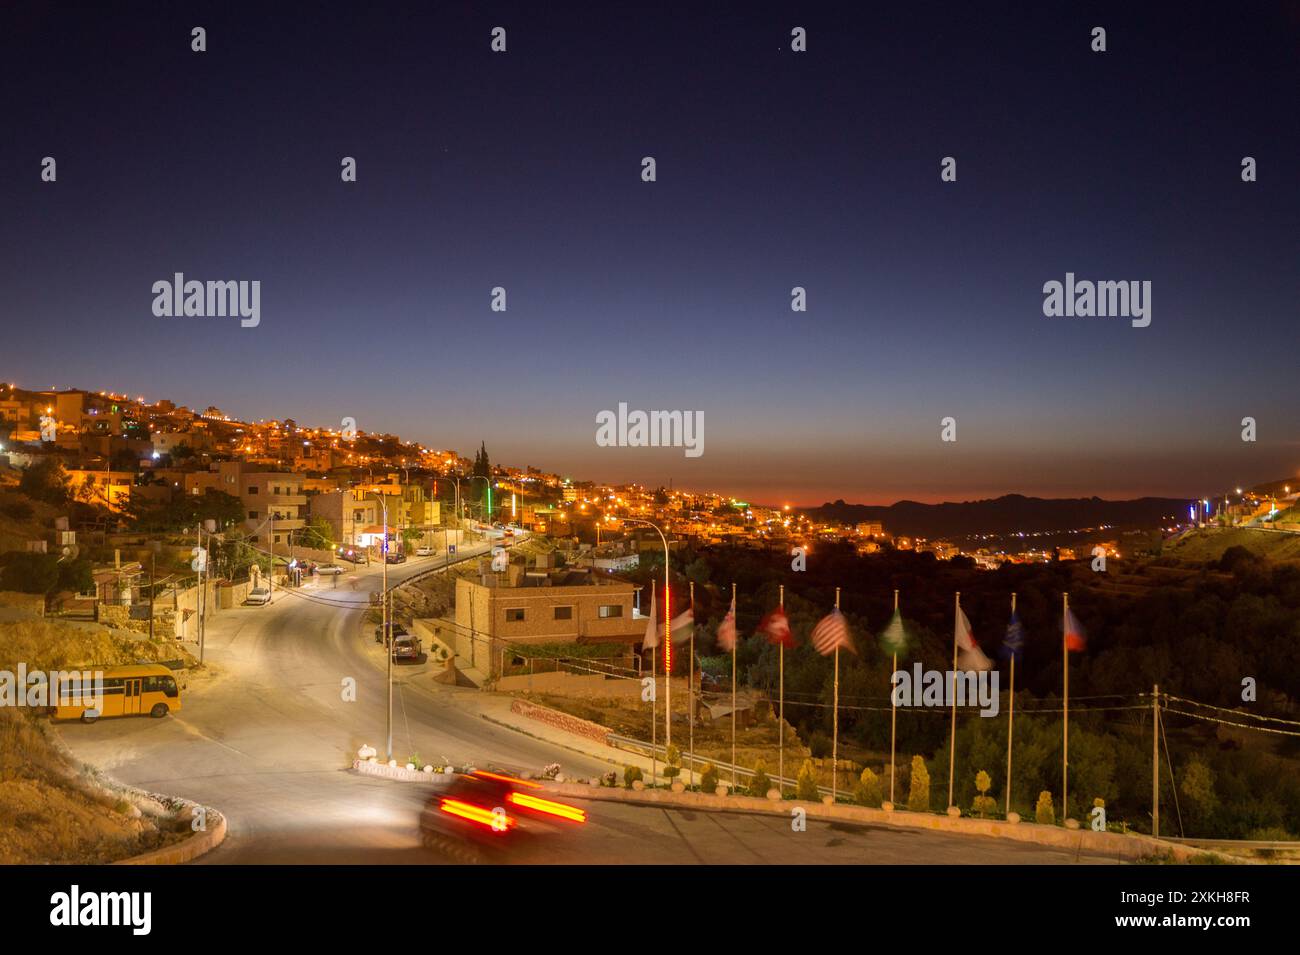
623, 518, 671, 749
368, 491, 392, 762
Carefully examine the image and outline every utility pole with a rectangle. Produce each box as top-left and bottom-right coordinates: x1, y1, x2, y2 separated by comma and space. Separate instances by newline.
1152, 684, 1160, 839
148, 551, 155, 641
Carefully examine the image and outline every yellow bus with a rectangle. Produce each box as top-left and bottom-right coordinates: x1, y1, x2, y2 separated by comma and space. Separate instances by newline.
52, 664, 183, 723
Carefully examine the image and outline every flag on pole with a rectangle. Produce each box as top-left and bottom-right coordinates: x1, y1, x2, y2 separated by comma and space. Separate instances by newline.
1063, 607, 1087, 652
955, 604, 993, 671
716, 596, 737, 652
643, 586, 659, 649
1000, 610, 1025, 662
758, 606, 794, 647
811, 609, 854, 656
669, 607, 694, 643
878, 609, 910, 656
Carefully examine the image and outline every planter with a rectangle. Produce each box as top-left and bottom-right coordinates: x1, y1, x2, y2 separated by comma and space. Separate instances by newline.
766, 788, 782, 801
881, 801, 894, 812
670, 782, 685, 794
1006, 812, 1021, 824
821, 795, 835, 806
715, 786, 728, 797
631, 780, 645, 792
946, 806, 962, 817
1064, 818, 1081, 830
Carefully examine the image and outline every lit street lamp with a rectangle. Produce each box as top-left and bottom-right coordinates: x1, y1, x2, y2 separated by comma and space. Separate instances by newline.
368, 491, 392, 762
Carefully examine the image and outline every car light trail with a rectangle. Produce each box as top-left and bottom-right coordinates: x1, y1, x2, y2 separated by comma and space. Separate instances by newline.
507, 792, 587, 823
439, 798, 515, 831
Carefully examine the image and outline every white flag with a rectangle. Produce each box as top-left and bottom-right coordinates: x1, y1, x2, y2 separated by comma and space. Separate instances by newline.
955, 604, 992, 671
643, 586, 658, 649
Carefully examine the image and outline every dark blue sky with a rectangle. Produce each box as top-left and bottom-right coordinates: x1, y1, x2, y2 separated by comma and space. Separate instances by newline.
3, 1, 1297, 504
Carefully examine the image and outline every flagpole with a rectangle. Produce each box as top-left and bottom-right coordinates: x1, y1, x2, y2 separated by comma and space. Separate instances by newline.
832, 587, 841, 804
651, 582, 657, 786
1062, 591, 1069, 822
730, 581, 737, 790
890, 588, 899, 806
1006, 592, 1016, 817
664, 571, 671, 750
689, 580, 695, 784
778, 583, 785, 796
948, 592, 960, 811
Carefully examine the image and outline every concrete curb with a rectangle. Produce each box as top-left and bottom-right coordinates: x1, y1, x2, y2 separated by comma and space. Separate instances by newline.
114, 805, 227, 865
352, 758, 449, 782
539, 783, 1247, 864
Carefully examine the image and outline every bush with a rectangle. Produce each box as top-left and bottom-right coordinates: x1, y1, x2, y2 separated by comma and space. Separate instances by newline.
408, 754, 423, 771
749, 761, 771, 795
809, 732, 831, 759
972, 770, 996, 817
664, 744, 681, 779
855, 767, 882, 808
1036, 790, 1056, 825
753, 699, 771, 722
624, 765, 643, 788
907, 756, 930, 812
796, 760, 820, 801
700, 763, 719, 792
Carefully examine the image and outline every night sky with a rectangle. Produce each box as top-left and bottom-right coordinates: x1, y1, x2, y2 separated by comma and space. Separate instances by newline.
3, 1, 1297, 504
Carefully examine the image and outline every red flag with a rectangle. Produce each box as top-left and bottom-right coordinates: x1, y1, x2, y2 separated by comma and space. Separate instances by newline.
716, 597, 737, 652
1064, 608, 1087, 652
758, 607, 795, 648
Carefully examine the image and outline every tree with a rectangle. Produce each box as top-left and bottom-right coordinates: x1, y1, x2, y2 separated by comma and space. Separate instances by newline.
749, 761, 771, 795
907, 756, 930, 812
1179, 760, 1220, 836
1036, 790, 1056, 825
700, 763, 719, 792
473, 442, 491, 478
18, 458, 69, 505
298, 516, 336, 551
855, 767, 883, 808
972, 770, 996, 817
664, 743, 681, 780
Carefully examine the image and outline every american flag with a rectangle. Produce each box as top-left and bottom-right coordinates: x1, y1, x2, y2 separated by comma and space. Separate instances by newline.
716, 597, 737, 652
810, 609, 854, 656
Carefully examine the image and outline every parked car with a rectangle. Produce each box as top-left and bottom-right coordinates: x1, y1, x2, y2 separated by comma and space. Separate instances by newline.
317, 563, 345, 575
416, 546, 436, 557
245, 586, 271, 606
338, 547, 368, 564
385, 551, 407, 564
391, 634, 423, 662
375, 622, 409, 645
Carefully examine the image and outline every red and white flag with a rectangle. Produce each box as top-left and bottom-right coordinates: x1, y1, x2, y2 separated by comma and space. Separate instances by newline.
758, 607, 795, 648
955, 604, 993, 671
716, 597, 737, 652
811, 609, 854, 656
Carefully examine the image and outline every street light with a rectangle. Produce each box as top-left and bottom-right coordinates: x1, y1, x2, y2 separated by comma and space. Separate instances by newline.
622, 518, 672, 750
367, 491, 393, 762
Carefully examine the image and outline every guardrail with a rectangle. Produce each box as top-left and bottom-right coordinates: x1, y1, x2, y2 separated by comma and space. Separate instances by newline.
605, 733, 837, 798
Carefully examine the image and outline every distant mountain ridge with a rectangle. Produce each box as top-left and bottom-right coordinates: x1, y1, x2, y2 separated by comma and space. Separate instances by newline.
808, 494, 1190, 539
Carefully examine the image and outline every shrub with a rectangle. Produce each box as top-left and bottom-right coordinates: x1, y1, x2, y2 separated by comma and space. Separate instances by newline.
907, 756, 930, 812
972, 770, 996, 817
753, 699, 771, 722
1036, 790, 1056, 825
796, 760, 820, 801
601, 771, 618, 787
624, 765, 643, 788
809, 732, 831, 759
408, 754, 423, 771
664, 744, 681, 779
700, 763, 719, 792
855, 767, 882, 808
749, 761, 771, 795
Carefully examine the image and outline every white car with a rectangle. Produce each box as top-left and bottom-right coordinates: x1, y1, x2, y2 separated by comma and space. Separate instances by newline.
317, 564, 345, 575
416, 547, 435, 557
245, 586, 271, 606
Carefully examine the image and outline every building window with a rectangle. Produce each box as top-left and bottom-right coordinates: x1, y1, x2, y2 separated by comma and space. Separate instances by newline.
554, 606, 573, 620
598, 605, 623, 619
505, 608, 525, 622
248, 510, 259, 519
248, 485, 259, 494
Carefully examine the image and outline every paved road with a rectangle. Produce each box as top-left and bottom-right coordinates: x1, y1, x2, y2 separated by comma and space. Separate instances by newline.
57, 544, 1117, 864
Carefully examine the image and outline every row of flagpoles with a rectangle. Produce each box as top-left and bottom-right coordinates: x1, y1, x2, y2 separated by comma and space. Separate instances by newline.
642, 582, 1089, 816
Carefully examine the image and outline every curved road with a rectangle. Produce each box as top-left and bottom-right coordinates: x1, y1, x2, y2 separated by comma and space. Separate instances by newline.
58, 547, 1117, 864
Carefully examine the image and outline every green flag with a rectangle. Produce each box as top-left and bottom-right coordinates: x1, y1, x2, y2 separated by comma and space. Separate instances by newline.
878, 609, 910, 656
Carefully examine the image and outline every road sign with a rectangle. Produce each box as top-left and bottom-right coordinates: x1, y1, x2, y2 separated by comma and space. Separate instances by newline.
448, 544, 456, 554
